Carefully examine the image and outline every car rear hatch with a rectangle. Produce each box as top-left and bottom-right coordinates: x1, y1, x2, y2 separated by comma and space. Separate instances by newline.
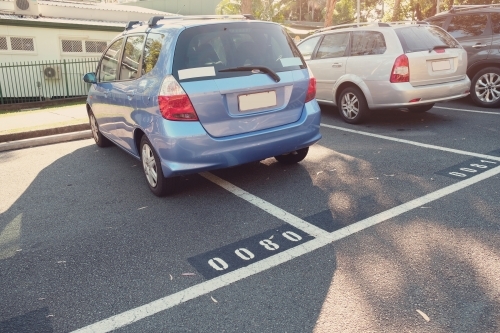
171, 21, 309, 138
395, 25, 467, 87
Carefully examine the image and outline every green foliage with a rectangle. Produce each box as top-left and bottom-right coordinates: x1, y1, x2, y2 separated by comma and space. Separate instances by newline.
218, 0, 500, 24
216, 0, 241, 15
143, 40, 162, 74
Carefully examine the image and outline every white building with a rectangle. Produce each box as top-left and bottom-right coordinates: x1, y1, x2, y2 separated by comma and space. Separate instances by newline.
0, 0, 174, 102
0, 0, 176, 62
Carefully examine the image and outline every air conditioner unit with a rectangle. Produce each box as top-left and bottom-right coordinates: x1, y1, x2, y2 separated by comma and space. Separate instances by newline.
14, 0, 39, 16
43, 65, 61, 80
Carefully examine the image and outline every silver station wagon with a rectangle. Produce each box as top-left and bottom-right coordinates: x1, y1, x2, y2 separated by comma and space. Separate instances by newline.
297, 22, 471, 124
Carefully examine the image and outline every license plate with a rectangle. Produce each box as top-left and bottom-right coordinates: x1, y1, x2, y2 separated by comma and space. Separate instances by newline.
238, 91, 277, 112
431, 60, 451, 71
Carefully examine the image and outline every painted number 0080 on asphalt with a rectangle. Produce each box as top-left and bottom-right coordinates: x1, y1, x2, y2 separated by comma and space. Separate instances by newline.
207, 231, 303, 271
188, 225, 314, 279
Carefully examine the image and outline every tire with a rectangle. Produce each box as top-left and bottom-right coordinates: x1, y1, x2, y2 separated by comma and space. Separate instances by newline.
88, 110, 111, 147
140, 136, 178, 197
470, 67, 500, 108
338, 86, 369, 124
274, 147, 309, 164
407, 103, 434, 113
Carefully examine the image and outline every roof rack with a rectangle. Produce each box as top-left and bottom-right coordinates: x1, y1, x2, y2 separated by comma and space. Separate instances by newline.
388, 20, 429, 25
314, 20, 428, 33
315, 22, 381, 33
449, 4, 500, 13
147, 14, 254, 28
124, 20, 142, 31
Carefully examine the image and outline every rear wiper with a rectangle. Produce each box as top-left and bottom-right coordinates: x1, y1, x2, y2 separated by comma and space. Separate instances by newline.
430, 45, 451, 52
219, 66, 281, 82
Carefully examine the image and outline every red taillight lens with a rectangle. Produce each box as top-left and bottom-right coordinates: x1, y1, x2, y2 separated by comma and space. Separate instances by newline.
390, 54, 409, 83
158, 75, 198, 121
305, 67, 316, 103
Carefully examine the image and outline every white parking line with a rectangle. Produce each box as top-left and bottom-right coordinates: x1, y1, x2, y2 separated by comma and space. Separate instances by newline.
72, 122, 500, 332
320, 123, 500, 162
434, 106, 500, 115
200, 172, 329, 238
72, 163, 500, 332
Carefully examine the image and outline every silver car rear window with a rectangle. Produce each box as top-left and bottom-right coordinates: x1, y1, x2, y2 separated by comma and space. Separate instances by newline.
395, 25, 460, 53
172, 22, 306, 81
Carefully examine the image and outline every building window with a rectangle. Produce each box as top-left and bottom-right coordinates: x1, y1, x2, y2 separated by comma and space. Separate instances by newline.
85, 41, 107, 53
0, 37, 7, 50
10, 37, 34, 51
61, 40, 83, 53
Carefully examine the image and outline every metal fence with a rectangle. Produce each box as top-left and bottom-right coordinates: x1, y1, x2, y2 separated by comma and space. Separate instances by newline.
0, 58, 99, 104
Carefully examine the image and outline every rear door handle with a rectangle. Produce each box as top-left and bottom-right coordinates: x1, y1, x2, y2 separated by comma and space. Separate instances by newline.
332, 63, 342, 68
472, 44, 487, 49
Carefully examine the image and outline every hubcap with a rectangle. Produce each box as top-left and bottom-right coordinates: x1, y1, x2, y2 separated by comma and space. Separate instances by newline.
475, 72, 500, 104
142, 144, 158, 188
341, 92, 359, 119
90, 114, 99, 142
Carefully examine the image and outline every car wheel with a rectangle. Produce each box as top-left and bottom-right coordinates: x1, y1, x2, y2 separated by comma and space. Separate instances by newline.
338, 86, 369, 124
140, 136, 178, 197
407, 103, 434, 113
275, 147, 309, 164
88, 110, 111, 147
470, 67, 500, 108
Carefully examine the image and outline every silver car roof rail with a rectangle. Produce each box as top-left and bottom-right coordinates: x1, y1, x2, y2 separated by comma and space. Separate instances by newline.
315, 22, 383, 33
147, 14, 254, 28
315, 20, 428, 34
388, 20, 429, 25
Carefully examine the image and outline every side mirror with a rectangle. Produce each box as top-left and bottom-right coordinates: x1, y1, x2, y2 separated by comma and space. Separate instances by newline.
83, 72, 97, 84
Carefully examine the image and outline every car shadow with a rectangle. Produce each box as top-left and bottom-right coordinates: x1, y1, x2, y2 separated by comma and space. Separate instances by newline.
0, 139, 499, 332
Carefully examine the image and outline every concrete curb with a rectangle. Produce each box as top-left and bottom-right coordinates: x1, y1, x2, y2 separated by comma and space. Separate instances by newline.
0, 130, 92, 152
0, 123, 90, 143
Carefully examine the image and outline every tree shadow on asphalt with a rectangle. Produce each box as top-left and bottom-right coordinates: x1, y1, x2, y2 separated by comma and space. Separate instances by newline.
209, 142, 500, 332
0, 142, 336, 332
0, 137, 499, 332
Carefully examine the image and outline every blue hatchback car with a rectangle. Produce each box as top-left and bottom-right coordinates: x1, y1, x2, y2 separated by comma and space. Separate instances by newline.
83, 15, 321, 196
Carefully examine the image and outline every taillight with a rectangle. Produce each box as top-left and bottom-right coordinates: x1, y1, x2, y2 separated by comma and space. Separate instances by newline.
158, 75, 198, 121
305, 67, 316, 103
390, 54, 409, 83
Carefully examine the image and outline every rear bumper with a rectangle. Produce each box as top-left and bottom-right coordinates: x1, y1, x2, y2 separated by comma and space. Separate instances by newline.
367, 76, 471, 108
149, 100, 322, 177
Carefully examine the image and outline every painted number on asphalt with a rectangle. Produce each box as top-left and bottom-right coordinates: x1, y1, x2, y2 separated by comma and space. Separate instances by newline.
435, 158, 498, 180
188, 225, 314, 279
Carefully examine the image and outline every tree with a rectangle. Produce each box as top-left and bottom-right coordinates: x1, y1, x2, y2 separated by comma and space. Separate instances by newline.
241, 0, 252, 14
324, 0, 337, 27
216, 0, 240, 15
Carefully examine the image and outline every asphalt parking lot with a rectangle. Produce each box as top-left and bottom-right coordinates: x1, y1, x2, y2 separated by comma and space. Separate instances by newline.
1, 98, 499, 332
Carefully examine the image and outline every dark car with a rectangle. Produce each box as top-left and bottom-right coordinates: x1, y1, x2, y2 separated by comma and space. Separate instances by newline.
426, 4, 500, 108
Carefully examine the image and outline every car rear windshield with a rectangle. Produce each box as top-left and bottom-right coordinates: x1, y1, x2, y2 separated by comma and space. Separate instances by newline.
172, 22, 306, 82
395, 25, 460, 53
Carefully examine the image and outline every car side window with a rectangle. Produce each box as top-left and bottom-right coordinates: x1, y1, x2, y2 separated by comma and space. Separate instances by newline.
316, 33, 349, 59
120, 35, 145, 80
142, 33, 165, 74
99, 38, 123, 82
492, 13, 500, 34
297, 36, 320, 60
350, 31, 386, 56
447, 14, 488, 38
